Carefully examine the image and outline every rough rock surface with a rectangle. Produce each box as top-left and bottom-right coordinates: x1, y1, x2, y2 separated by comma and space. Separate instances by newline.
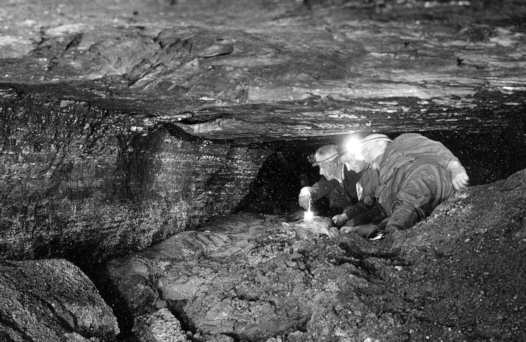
0, 88, 269, 261
133, 308, 190, 342
1, 0, 526, 140
2, 0, 526, 263
0, 258, 119, 342
105, 169, 526, 341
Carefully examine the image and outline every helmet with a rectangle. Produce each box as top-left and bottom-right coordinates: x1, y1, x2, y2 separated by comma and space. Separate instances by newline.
343, 133, 391, 159
361, 133, 390, 145
312, 144, 340, 166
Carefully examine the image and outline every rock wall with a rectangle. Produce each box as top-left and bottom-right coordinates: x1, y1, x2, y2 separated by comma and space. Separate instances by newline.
0, 88, 269, 261
1, 0, 525, 263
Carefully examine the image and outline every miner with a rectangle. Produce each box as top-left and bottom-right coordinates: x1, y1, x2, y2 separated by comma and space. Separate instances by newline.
298, 144, 375, 227
338, 133, 469, 256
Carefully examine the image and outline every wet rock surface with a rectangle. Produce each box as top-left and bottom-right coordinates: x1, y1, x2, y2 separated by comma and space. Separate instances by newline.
0, 258, 119, 342
105, 169, 526, 341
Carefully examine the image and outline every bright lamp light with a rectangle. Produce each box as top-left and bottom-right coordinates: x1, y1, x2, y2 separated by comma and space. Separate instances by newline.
303, 210, 314, 222
343, 136, 363, 160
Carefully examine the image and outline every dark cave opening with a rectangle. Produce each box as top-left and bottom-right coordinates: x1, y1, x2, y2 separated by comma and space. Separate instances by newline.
237, 127, 526, 216
236, 141, 322, 215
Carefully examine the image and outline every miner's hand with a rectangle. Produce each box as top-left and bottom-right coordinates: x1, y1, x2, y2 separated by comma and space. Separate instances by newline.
331, 213, 349, 227
298, 186, 313, 209
340, 224, 378, 238
448, 160, 469, 191
327, 227, 339, 238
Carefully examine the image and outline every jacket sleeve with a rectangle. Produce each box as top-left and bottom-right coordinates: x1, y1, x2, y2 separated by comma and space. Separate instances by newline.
342, 202, 367, 219
385, 163, 435, 230
346, 201, 387, 226
342, 168, 382, 220
309, 177, 334, 202
386, 204, 421, 231
359, 168, 380, 205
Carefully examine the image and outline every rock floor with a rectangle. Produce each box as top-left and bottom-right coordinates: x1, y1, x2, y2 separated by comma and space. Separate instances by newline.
104, 170, 526, 342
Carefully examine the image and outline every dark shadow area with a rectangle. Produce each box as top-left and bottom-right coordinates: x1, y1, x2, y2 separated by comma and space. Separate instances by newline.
424, 128, 526, 186
236, 140, 333, 215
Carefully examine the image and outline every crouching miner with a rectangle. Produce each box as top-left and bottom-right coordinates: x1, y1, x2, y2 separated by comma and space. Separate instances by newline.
339, 133, 469, 257
298, 144, 369, 227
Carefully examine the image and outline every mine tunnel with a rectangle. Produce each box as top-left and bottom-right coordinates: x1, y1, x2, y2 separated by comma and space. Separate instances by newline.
1, 0, 526, 341
237, 129, 526, 216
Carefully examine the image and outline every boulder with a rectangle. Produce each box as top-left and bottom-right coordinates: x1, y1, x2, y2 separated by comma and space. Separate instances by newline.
133, 308, 189, 342
0, 258, 119, 342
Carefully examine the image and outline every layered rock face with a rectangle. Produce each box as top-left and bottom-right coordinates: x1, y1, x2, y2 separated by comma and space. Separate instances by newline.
1, 0, 526, 262
0, 88, 269, 260
105, 170, 526, 341
0, 258, 119, 342
1, 0, 526, 140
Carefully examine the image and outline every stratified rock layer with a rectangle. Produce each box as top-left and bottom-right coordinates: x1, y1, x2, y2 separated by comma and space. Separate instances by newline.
105, 169, 526, 341
1, 0, 526, 140
0, 89, 269, 260
0, 258, 119, 342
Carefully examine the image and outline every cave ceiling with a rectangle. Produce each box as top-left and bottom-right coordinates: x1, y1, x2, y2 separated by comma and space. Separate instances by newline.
1, 0, 526, 141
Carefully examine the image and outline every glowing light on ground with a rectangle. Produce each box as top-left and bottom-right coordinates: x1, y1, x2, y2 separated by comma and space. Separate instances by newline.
304, 197, 314, 221
304, 210, 314, 222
